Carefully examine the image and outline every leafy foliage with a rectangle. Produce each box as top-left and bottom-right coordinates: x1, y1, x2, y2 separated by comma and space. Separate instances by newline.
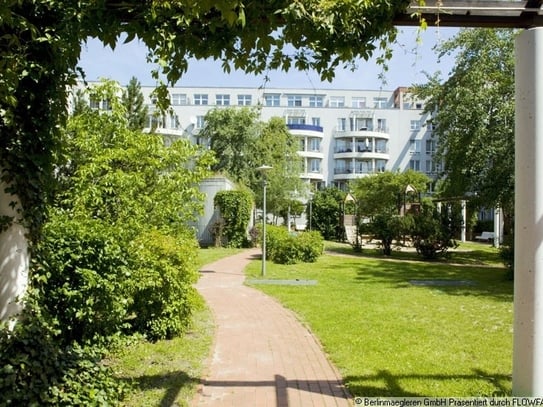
352, 171, 430, 254
58, 80, 215, 237
310, 187, 346, 241
0, 304, 125, 406
122, 76, 148, 131
200, 107, 260, 183
200, 108, 303, 216
413, 29, 517, 217
410, 201, 461, 260
213, 190, 253, 248
128, 230, 200, 340
32, 214, 131, 344
266, 225, 324, 264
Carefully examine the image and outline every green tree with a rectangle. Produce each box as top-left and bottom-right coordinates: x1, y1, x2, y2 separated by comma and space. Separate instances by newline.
351, 170, 430, 255
122, 76, 148, 131
200, 107, 260, 183
311, 187, 346, 241
413, 28, 517, 220
200, 109, 303, 217
255, 117, 304, 218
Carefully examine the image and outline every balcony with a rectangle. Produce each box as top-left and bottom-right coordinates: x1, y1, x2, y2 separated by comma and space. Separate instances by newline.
287, 123, 324, 132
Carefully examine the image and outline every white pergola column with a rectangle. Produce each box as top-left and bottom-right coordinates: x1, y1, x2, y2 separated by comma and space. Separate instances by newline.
0, 181, 29, 328
513, 27, 543, 396
493, 207, 501, 247
460, 200, 466, 242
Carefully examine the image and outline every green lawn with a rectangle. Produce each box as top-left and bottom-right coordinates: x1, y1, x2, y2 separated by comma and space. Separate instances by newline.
246, 242, 512, 397
111, 244, 512, 402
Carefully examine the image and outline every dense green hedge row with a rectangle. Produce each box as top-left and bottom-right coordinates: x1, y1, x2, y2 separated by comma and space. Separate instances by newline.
265, 225, 324, 264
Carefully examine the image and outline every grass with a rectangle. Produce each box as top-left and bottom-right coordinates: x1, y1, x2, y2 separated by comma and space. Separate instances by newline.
110, 247, 243, 406
246, 242, 512, 397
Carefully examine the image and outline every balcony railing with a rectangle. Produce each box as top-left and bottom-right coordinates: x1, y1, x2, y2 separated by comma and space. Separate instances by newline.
287, 124, 324, 132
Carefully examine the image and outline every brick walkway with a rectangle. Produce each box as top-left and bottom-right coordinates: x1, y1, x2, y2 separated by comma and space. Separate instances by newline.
193, 249, 352, 407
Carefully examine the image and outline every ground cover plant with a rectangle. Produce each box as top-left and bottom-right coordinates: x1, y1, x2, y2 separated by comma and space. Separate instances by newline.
246, 243, 512, 396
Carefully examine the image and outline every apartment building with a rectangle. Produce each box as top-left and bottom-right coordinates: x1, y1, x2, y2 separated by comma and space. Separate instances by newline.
140, 85, 437, 191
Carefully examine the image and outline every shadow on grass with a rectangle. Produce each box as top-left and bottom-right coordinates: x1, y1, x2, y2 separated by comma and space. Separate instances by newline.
320, 254, 513, 302
344, 368, 511, 397
120, 371, 199, 407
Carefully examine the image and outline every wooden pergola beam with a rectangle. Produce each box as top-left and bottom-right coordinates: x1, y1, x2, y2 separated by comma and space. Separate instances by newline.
393, 0, 543, 28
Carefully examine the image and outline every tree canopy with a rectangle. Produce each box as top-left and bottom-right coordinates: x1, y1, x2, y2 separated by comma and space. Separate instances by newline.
1, 0, 411, 238
413, 28, 517, 215
199, 108, 303, 215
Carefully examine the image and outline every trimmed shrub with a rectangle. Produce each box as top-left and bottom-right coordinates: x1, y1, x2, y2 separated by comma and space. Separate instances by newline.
128, 230, 200, 340
213, 190, 253, 248
265, 225, 323, 264
32, 213, 131, 344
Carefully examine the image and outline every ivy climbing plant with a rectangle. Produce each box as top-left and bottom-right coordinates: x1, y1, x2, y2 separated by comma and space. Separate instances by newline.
214, 190, 253, 248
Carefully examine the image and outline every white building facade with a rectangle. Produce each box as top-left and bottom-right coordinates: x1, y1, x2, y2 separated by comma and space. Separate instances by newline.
140, 85, 437, 191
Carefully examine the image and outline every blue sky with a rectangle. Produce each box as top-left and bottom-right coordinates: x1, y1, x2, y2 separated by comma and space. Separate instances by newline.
78, 27, 459, 91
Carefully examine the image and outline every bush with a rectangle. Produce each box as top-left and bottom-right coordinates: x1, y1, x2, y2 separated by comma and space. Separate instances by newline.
128, 230, 200, 340
32, 213, 131, 344
265, 225, 323, 264
0, 305, 125, 406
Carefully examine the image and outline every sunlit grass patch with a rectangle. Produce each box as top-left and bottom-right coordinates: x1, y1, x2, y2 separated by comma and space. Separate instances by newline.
245, 247, 512, 396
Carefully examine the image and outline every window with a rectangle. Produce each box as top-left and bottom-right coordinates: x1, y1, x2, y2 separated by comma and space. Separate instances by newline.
170, 114, 180, 129
196, 115, 205, 129
352, 97, 366, 108
337, 118, 347, 131
375, 139, 387, 153
330, 96, 345, 108
335, 140, 350, 153
264, 94, 280, 106
287, 116, 306, 125
426, 139, 436, 155
171, 93, 187, 105
426, 160, 432, 173
425, 160, 441, 173
90, 98, 111, 110
287, 95, 302, 107
351, 117, 371, 131
237, 94, 252, 106
309, 96, 323, 107
409, 139, 421, 154
357, 160, 372, 174
194, 94, 208, 105
426, 120, 435, 131
415, 102, 423, 109
377, 118, 387, 131
299, 139, 306, 151
375, 159, 387, 172
309, 138, 321, 152
410, 120, 421, 131
89, 98, 100, 109
311, 117, 321, 126
309, 159, 321, 173
373, 97, 388, 109
216, 94, 230, 106
410, 160, 420, 171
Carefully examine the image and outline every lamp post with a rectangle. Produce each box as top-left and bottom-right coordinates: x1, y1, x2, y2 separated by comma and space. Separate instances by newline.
257, 165, 272, 276
308, 191, 314, 231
